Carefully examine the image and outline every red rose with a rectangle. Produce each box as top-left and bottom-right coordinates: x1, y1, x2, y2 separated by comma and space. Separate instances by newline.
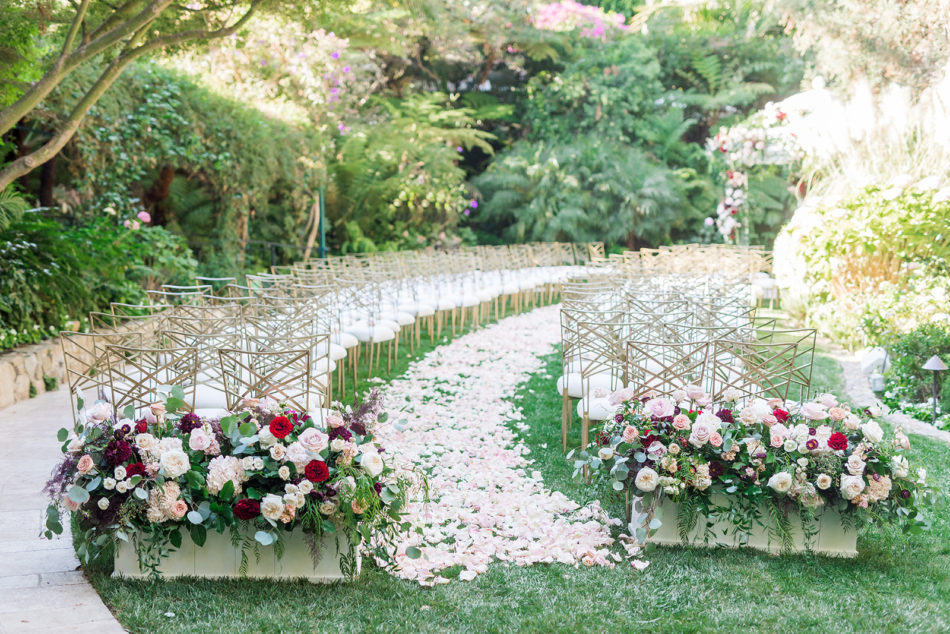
125, 462, 145, 477
827, 432, 848, 451
773, 408, 789, 423
269, 415, 293, 439
135, 419, 148, 434
304, 460, 329, 483
233, 499, 261, 520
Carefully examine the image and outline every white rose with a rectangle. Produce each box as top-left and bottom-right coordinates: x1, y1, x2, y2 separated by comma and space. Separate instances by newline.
815, 473, 832, 490
861, 421, 884, 444
739, 406, 759, 425
135, 433, 157, 452
160, 450, 190, 478
67, 437, 84, 453
846, 454, 866, 475
671, 389, 687, 403
241, 457, 256, 471
258, 427, 277, 447
115, 481, 128, 494
189, 428, 212, 452
97, 497, 110, 510
326, 413, 345, 428
123, 478, 134, 489
285, 442, 310, 468
360, 451, 385, 477
283, 493, 298, 506
270, 444, 286, 461
114, 466, 127, 480
295, 493, 306, 508
103, 477, 116, 490
319, 501, 337, 515
783, 439, 798, 453
767, 471, 793, 494
330, 438, 346, 452
722, 387, 742, 402
254, 457, 265, 471
916, 468, 927, 484
278, 465, 290, 480
261, 494, 284, 520
634, 467, 659, 492
840, 474, 865, 500
298, 480, 313, 495
297, 428, 329, 453
284, 483, 299, 495
891, 455, 909, 478
796, 457, 809, 468
868, 405, 882, 418
86, 401, 112, 422
842, 414, 861, 431
598, 446, 615, 461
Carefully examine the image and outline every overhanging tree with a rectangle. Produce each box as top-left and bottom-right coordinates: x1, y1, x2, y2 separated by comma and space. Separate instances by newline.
0, 0, 286, 191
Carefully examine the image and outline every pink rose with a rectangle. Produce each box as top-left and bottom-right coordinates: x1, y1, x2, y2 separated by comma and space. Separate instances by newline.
672, 414, 691, 431
298, 427, 329, 453
63, 494, 81, 512
800, 402, 828, 421
761, 414, 778, 427
621, 426, 639, 443
77, 454, 94, 475
709, 432, 723, 447
188, 428, 211, 451
828, 407, 847, 422
647, 441, 667, 457
171, 500, 188, 519
609, 387, 637, 406
770, 433, 784, 448
685, 384, 705, 400
643, 397, 675, 419
137, 211, 151, 223
326, 414, 345, 428
767, 398, 785, 409
696, 396, 712, 408
818, 393, 838, 408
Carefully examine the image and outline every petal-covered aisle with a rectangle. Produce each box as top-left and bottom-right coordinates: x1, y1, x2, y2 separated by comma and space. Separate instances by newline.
374, 304, 618, 585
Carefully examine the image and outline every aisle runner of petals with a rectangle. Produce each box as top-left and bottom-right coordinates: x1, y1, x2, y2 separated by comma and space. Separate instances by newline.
373, 305, 622, 585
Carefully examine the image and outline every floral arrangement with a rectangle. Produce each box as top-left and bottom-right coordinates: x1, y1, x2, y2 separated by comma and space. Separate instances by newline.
43, 387, 416, 578
532, 1, 628, 40
572, 385, 936, 550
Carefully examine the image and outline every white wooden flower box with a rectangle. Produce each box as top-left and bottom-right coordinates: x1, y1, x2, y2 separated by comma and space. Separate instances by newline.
646, 497, 857, 557
113, 528, 361, 582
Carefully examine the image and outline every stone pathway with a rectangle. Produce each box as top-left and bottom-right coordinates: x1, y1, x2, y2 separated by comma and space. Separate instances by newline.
0, 389, 125, 633
830, 348, 950, 444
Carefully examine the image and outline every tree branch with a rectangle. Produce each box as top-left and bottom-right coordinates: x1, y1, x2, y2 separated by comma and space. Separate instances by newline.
60, 0, 92, 58
0, 0, 172, 137
0, 0, 264, 190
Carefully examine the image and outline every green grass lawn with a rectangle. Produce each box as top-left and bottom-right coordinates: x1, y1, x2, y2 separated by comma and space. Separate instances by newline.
86, 315, 950, 633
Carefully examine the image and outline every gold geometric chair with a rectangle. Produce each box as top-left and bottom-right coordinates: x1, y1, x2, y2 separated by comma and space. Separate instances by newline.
61, 330, 144, 414
756, 328, 817, 402
218, 347, 313, 416
104, 344, 198, 416
162, 329, 242, 413
708, 339, 799, 402
625, 340, 710, 399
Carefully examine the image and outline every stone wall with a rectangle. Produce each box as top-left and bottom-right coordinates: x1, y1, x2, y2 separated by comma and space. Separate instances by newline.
0, 339, 67, 410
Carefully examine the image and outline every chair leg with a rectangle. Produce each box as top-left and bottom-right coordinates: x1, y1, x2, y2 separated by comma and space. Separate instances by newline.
561, 390, 569, 452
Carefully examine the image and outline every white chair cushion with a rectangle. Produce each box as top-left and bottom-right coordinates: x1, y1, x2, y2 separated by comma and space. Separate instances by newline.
556, 372, 616, 399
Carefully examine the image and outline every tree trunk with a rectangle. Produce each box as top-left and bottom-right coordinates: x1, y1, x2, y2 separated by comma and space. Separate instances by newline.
39, 153, 58, 207
146, 164, 175, 225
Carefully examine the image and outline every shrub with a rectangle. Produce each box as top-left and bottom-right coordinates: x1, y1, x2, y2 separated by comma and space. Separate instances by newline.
882, 324, 950, 411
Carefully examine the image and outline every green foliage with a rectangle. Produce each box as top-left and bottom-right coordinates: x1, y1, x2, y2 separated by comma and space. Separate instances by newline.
328, 92, 493, 251
0, 1, 43, 108
33, 60, 323, 275
0, 187, 30, 231
791, 184, 950, 347
0, 214, 195, 351
882, 324, 950, 413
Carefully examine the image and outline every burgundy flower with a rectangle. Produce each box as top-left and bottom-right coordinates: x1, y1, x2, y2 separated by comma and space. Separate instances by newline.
596, 431, 611, 446
374, 482, 383, 497
806, 438, 819, 451
827, 432, 848, 451
178, 413, 202, 433
773, 409, 789, 423
328, 426, 352, 442
900, 489, 911, 499
104, 439, 132, 466
350, 421, 367, 436
269, 416, 293, 439
134, 419, 148, 434
233, 499, 261, 520
614, 413, 624, 423
709, 461, 725, 478
809, 427, 817, 436
304, 460, 329, 482
715, 409, 734, 424
125, 462, 145, 477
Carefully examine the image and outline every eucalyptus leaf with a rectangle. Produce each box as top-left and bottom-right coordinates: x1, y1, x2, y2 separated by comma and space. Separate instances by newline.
405, 546, 422, 559
134, 487, 148, 500
612, 481, 625, 491
187, 510, 204, 524
255, 530, 275, 546
57, 428, 69, 442
68, 485, 90, 504
84, 476, 101, 492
